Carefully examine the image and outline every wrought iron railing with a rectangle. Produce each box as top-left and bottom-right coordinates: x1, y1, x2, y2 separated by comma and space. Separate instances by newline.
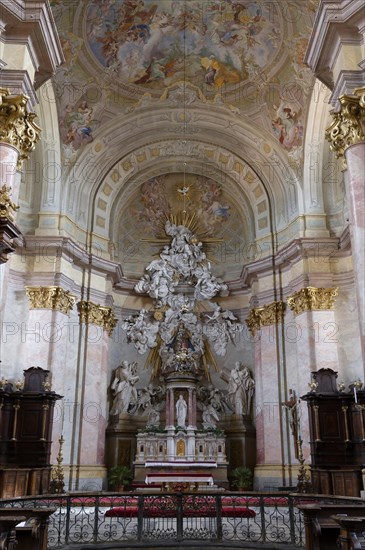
1, 491, 361, 548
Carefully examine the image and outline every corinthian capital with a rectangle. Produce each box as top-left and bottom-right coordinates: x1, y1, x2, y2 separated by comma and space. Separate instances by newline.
77, 301, 118, 336
246, 301, 286, 336
325, 87, 365, 157
287, 287, 338, 316
26, 286, 76, 315
0, 88, 41, 167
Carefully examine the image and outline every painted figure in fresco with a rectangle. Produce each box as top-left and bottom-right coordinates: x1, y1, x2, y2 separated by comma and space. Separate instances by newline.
228, 362, 255, 415
176, 394, 187, 427
110, 361, 139, 415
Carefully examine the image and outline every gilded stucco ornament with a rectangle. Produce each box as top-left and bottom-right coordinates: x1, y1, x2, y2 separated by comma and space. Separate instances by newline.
77, 300, 118, 336
0, 184, 19, 221
0, 87, 41, 168
287, 287, 338, 316
246, 301, 286, 336
325, 87, 365, 158
26, 286, 76, 315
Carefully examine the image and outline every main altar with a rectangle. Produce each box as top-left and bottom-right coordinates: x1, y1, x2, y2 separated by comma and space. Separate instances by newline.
106, 214, 256, 490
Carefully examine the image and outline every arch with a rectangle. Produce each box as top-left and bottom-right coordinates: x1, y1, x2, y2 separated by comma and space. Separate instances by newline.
60, 98, 302, 250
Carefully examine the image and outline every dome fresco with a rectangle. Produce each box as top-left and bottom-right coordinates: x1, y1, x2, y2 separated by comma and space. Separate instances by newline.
51, 0, 318, 157
85, 0, 283, 93
49, 0, 322, 279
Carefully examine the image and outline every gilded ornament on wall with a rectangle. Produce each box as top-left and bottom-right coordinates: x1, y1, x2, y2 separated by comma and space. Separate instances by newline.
77, 300, 117, 336
26, 286, 76, 315
0, 88, 41, 167
325, 87, 365, 158
0, 184, 19, 221
287, 287, 338, 315
246, 301, 286, 336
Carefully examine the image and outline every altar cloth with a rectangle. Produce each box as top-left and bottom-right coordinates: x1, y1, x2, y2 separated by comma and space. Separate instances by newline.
146, 473, 214, 486
145, 461, 217, 468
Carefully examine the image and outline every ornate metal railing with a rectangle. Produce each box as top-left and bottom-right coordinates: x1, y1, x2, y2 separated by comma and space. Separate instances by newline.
1, 491, 362, 548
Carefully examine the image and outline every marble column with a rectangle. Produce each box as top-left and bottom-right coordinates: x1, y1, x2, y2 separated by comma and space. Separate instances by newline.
0, 88, 41, 263
287, 287, 339, 377
246, 301, 287, 489
286, 286, 339, 464
192, 389, 197, 427
326, 87, 365, 364
23, 286, 77, 463
170, 388, 175, 426
71, 300, 117, 491
188, 388, 193, 427
344, 142, 365, 358
165, 389, 170, 427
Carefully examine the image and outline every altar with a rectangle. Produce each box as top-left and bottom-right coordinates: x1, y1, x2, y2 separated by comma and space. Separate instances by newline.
145, 473, 214, 490
106, 219, 256, 490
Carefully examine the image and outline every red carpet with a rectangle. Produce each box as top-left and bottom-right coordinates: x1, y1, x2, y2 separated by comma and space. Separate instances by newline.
105, 496, 257, 518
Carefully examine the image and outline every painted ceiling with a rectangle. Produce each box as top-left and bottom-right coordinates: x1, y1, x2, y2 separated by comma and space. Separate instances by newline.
49, 0, 319, 279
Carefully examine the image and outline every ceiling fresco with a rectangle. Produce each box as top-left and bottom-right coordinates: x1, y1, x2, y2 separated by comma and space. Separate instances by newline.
51, 0, 318, 160
84, 0, 282, 90
48, 0, 318, 278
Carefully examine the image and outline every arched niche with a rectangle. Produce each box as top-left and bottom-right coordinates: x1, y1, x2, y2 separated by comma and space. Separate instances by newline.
59, 95, 302, 253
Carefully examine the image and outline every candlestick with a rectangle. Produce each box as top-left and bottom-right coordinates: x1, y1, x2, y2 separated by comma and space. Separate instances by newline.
61, 400, 65, 434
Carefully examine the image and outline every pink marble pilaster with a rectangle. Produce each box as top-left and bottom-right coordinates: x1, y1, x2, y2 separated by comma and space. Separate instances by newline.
188, 388, 193, 426
165, 389, 170, 427
257, 325, 284, 466
170, 388, 174, 426
345, 142, 365, 364
17, 308, 72, 463
78, 325, 109, 467
192, 389, 197, 427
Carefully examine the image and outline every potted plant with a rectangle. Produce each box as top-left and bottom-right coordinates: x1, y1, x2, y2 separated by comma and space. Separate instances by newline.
231, 466, 253, 491
108, 466, 133, 492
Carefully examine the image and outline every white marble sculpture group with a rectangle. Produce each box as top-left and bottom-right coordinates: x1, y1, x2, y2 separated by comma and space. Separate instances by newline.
112, 220, 255, 433
122, 221, 243, 358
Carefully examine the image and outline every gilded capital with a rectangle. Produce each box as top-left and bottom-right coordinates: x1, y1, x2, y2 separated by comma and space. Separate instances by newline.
287, 287, 338, 316
325, 87, 365, 157
246, 301, 286, 336
0, 184, 19, 221
26, 286, 76, 315
77, 300, 118, 336
0, 87, 41, 167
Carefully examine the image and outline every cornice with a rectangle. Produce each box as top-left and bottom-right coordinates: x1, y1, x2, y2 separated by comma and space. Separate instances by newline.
241, 236, 343, 286
0, 0, 64, 89
304, 0, 365, 90
330, 69, 365, 108
0, 70, 38, 110
19, 236, 125, 284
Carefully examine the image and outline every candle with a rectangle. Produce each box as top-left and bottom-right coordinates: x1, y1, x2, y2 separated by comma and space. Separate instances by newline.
354, 386, 358, 403
61, 400, 65, 434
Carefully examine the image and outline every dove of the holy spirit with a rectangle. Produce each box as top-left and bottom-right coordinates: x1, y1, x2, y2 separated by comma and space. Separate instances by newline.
178, 186, 190, 196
